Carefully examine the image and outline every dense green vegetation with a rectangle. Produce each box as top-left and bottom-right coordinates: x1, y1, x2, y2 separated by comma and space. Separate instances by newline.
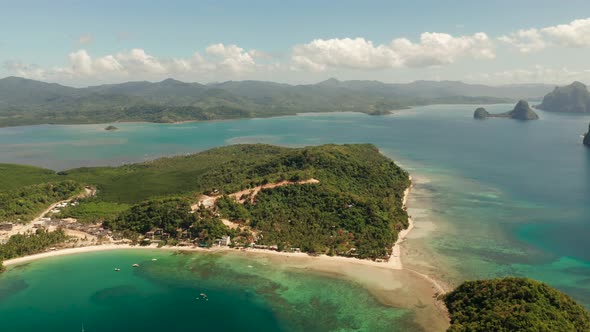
0, 144, 410, 258
444, 277, 590, 332
0, 229, 70, 261
104, 198, 233, 246
246, 185, 399, 258
0, 76, 521, 127
0, 181, 82, 223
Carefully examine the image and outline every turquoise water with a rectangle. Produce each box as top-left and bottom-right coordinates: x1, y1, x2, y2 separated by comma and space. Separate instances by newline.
0, 104, 589, 328
0, 250, 417, 332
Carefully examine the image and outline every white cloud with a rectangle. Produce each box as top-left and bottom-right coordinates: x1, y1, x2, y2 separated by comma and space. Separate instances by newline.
291, 32, 495, 71
469, 65, 590, 84
500, 17, 590, 52
6, 44, 262, 83
3, 61, 46, 80
205, 44, 256, 73
498, 29, 546, 53
542, 18, 590, 48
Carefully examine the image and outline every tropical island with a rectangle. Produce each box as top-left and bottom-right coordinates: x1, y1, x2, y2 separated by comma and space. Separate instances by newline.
0, 144, 410, 261
537, 81, 590, 113
473, 100, 539, 120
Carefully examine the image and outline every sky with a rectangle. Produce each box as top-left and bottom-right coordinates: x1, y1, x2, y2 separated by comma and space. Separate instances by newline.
1, 0, 590, 86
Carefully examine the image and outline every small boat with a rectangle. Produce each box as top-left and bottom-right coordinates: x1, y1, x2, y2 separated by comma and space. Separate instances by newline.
114, 268, 121, 272
132, 264, 139, 267
151, 258, 157, 261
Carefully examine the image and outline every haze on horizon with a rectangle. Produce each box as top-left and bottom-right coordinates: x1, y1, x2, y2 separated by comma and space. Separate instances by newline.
2, 0, 590, 87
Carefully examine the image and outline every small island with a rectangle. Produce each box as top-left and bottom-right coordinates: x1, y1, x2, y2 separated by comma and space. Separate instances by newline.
537, 81, 590, 113
584, 123, 590, 146
473, 100, 539, 120
473, 107, 490, 119
105, 125, 119, 131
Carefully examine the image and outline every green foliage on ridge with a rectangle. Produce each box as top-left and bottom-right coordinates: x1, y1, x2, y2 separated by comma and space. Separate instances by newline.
0, 144, 410, 259
0, 76, 519, 127
444, 277, 590, 332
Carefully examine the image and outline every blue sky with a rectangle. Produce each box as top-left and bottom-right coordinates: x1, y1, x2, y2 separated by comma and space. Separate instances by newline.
2, 0, 590, 86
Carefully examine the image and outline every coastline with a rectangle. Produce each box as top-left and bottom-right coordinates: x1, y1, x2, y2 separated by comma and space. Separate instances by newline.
4, 179, 414, 271
2, 175, 451, 330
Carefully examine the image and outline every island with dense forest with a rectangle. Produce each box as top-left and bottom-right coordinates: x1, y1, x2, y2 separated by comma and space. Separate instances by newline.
0, 144, 410, 261
473, 100, 539, 120
444, 277, 590, 331
537, 81, 590, 113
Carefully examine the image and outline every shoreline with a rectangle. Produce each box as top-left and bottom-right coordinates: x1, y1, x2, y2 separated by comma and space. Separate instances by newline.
5, 179, 414, 271
3, 177, 438, 279
2, 174, 450, 297
2, 175, 451, 330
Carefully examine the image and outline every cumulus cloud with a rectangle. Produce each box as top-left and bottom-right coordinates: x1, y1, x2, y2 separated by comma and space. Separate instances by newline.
542, 18, 590, 48
500, 17, 590, 52
498, 29, 546, 53
291, 32, 495, 71
205, 44, 256, 73
7, 44, 262, 83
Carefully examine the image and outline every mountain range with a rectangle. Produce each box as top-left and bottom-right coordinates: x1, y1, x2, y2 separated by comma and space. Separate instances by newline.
0, 76, 559, 127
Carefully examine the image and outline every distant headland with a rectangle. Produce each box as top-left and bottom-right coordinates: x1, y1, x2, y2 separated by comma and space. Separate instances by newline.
538, 81, 590, 113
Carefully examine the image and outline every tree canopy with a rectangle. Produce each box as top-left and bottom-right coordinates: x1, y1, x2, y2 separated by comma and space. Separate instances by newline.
444, 277, 590, 332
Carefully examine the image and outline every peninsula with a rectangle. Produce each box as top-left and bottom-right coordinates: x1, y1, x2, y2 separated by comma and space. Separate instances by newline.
473, 100, 539, 120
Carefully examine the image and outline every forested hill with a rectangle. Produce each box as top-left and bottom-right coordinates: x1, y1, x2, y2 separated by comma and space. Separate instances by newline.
444, 277, 590, 332
0, 76, 553, 127
0, 144, 410, 259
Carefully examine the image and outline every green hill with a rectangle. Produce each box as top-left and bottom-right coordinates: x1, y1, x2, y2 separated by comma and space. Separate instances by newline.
0, 144, 410, 258
444, 277, 590, 332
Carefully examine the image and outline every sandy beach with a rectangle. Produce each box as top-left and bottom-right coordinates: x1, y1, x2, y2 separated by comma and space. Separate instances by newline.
1, 176, 450, 331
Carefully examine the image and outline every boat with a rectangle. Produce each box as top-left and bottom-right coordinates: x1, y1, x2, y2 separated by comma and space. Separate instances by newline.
132, 264, 139, 267
114, 268, 120, 272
